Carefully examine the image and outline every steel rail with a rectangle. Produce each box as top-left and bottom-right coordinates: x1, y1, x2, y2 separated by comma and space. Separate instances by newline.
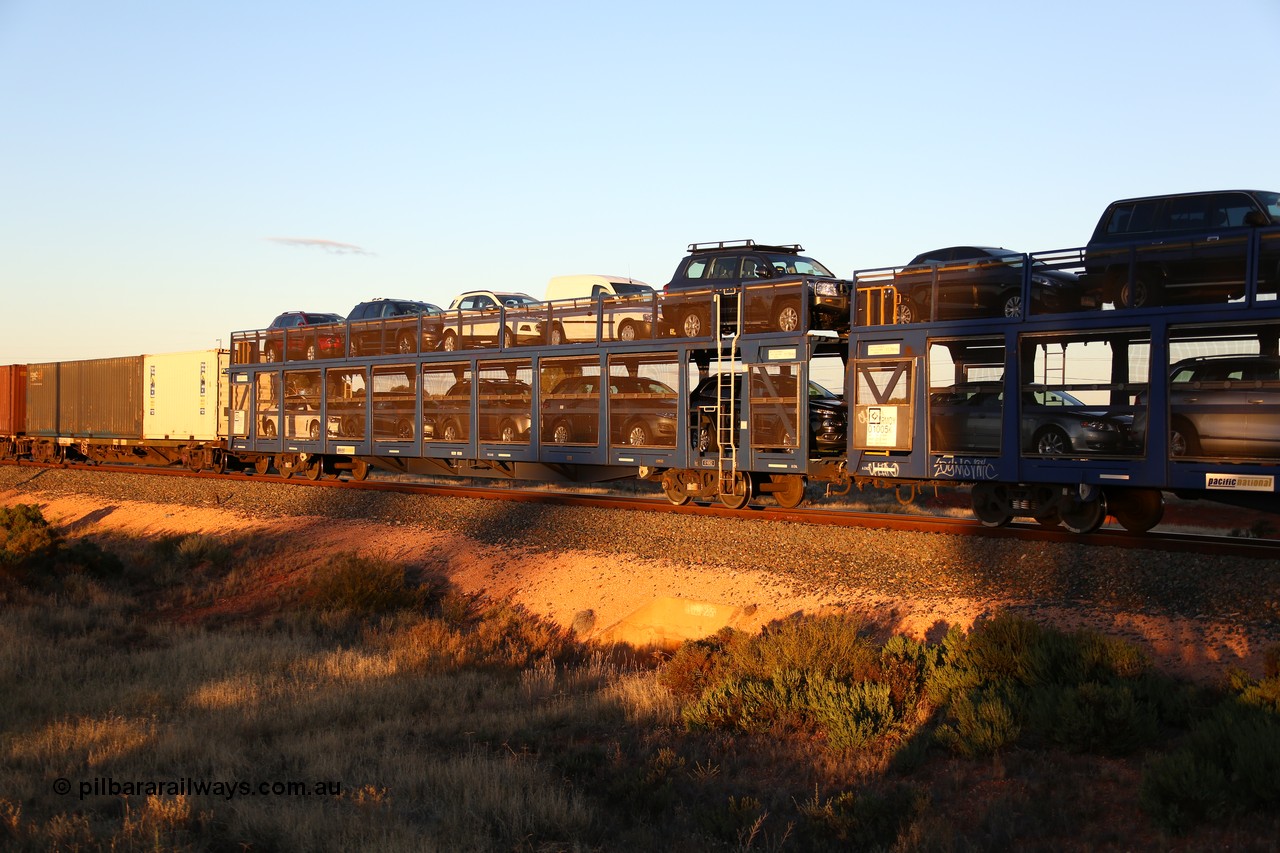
4, 459, 1277, 560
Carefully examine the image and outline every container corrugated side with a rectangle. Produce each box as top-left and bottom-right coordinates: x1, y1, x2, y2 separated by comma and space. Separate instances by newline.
142, 350, 229, 440
26, 363, 60, 436
0, 364, 26, 435
59, 356, 144, 438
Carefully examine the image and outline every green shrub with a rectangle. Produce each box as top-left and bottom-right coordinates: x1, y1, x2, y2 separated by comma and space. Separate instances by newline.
1141, 699, 1280, 831
805, 678, 896, 750
0, 504, 60, 570
1029, 681, 1160, 755
935, 687, 1022, 757
306, 552, 420, 614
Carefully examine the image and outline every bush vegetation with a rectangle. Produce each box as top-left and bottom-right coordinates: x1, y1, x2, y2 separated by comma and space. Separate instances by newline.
1, 503, 1278, 850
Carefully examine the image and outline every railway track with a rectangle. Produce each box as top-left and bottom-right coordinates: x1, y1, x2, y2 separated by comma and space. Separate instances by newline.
6, 459, 1277, 561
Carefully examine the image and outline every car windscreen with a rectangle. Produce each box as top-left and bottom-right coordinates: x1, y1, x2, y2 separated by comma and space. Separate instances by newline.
763, 254, 834, 278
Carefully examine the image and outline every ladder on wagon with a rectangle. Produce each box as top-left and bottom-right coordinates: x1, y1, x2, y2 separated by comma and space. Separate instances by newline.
713, 289, 743, 493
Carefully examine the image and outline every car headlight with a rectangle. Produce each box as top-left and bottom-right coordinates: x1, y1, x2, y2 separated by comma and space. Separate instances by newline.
659, 411, 677, 421
810, 280, 840, 297
1079, 420, 1117, 432
1030, 274, 1061, 288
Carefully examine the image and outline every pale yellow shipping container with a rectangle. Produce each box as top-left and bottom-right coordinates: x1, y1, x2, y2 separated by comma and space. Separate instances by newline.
142, 350, 230, 440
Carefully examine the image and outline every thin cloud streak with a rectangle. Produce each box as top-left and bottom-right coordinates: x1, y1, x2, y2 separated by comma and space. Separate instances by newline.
266, 237, 374, 256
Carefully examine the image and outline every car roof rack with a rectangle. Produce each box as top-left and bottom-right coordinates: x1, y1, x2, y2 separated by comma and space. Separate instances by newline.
687, 239, 804, 254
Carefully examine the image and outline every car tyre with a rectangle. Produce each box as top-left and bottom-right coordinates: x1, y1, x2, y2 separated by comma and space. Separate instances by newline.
499, 419, 518, 443
625, 421, 651, 447
396, 332, 415, 354
1001, 292, 1022, 318
680, 309, 706, 338
1170, 419, 1200, 457
442, 420, 462, 442
1119, 276, 1155, 309
1034, 426, 1070, 456
552, 420, 572, 444
774, 300, 801, 333
617, 320, 638, 341
441, 331, 458, 352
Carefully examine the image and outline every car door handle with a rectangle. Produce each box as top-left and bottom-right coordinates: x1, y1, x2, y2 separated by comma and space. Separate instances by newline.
1249, 398, 1265, 404
1206, 235, 1220, 242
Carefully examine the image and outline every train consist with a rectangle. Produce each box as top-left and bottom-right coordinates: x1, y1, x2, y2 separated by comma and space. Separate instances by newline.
3, 193, 1279, 535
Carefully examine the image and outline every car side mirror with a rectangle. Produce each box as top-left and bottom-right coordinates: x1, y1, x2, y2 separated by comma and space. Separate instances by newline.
1245, 210, 1270, 227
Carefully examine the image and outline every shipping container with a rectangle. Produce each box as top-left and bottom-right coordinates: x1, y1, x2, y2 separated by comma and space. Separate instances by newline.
48, 356, 145, 438
26, 362, 60, 436
0, 364, 26, 435
142, 350, 230, 440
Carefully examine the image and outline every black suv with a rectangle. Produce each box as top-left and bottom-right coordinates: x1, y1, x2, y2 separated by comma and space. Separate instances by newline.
347, 299, 444, 355
1083, 189, 1280, 308
660, 240, 850, 337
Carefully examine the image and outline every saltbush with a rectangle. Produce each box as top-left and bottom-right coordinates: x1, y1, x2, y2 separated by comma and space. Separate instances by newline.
306, 552, 420, 614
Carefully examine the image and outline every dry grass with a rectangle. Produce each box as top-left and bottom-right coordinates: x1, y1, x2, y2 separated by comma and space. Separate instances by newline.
3, 508, 1280, 851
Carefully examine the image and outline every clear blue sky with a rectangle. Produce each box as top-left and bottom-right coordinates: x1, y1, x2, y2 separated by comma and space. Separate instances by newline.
2, 0, 1277, 363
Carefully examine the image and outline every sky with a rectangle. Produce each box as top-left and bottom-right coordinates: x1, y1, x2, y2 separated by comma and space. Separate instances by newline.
1, 0, 1277, 363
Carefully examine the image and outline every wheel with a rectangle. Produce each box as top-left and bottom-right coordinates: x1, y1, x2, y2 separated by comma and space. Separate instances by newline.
260, 418, 277, 438
970, 483, 1012, 527
275, 454, 298, 479
253, 455, 272, 475
302, 457, 325, 480
774, 300, 801, 333
1060, 496, 1106, 534
1118, 276, 1155, 308
349, 459, 370, 481
661, 473, 692, 506
396, 332, 415, 354
396, 418, 414, 440
896, 299, 917, 324
680, 309, 706, 338
1036, 511, 1061, 529
770, 474, 806, 509
552, 420, 573, 444
305, 343, 317, 360
719, 472, 754, 509
308, 419, 321, 440
441, 331, 458, 352
499, 419, 518, 443
549, 325, 564, 346
617, 320, 637, 341
1001, 292, 1022, 318
1170, 419, 1200, 457
263, 344, 279, 363
1034, 426, 1070, 456
501, 328, 515, 348
625, 421, 651, 447
442, 420, 462, 442
1108, 488, 1163, 533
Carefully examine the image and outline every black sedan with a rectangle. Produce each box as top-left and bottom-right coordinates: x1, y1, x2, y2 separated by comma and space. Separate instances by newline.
894, 246, 1083, 323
